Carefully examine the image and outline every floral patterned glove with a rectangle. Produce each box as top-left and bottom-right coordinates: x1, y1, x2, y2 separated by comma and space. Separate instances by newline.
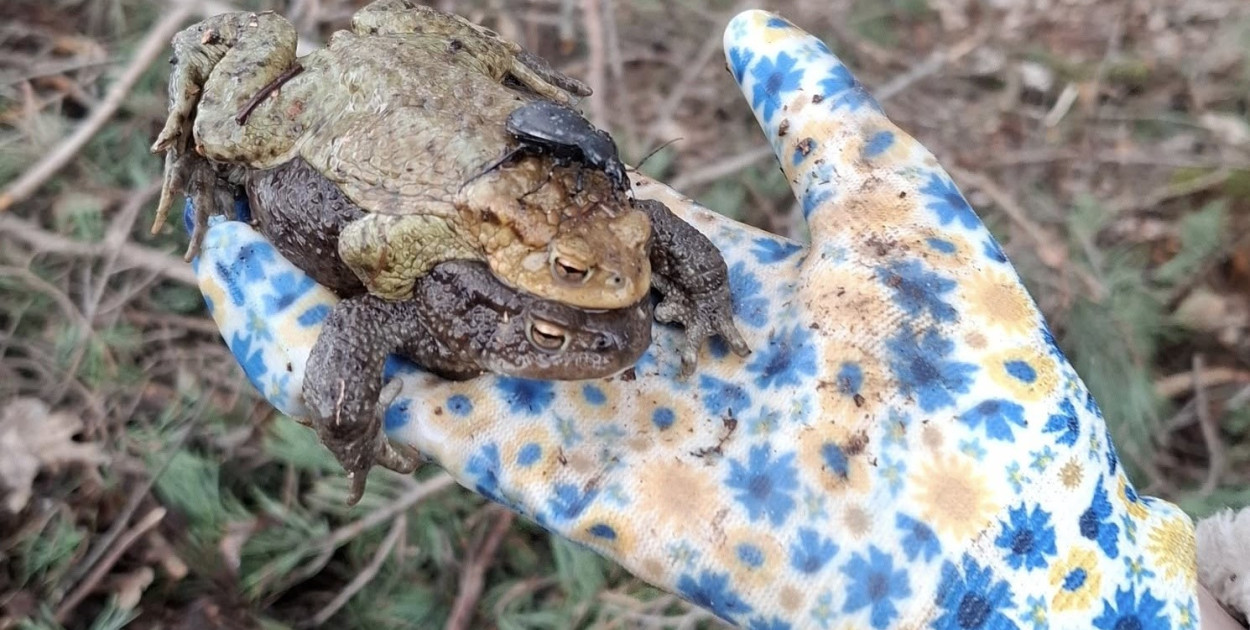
192, 9, 1200, 630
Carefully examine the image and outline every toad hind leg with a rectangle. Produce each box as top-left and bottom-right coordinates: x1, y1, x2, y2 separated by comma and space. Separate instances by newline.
303, 294, 425, 505
635, 199, 751, 376
151, 11, 299, 258
350, 0, 589, 103
512, 49, 592, 100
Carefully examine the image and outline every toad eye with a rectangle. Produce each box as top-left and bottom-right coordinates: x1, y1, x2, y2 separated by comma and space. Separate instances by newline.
551, 255, 590, 283
526, 319, 569, 352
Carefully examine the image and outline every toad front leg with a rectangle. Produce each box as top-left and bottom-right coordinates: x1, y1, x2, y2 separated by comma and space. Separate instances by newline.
338, 212, 480, 301
151, 11, 301, 259
635, 199, 751, 376
303, 295, 426, 505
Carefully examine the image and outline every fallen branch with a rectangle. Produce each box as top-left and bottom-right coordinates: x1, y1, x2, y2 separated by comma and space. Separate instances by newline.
303, 514, 408, 628
1193, 355, 1228, 497
253, 473, 457, 595
0, 214, 197, 286
874, 25, 991, 102
1154, 366, 1250, 400
1110, 169, 1234, 217
580, 0, 607, 129
54, 507, 167, 623
667, 145, 775, 192
445, 509, 516, 630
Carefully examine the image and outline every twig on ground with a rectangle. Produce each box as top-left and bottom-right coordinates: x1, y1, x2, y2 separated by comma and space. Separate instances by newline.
255, 473, 457, 595
11, 58, 115, 84
1, 0, 324, 211
0, 267, 91, 334
993, 149, 1250, 170
667, 145, 775, 192
947, 166, 1109, 302
557, 0, 577, 51
492, 576, 558, 619
445, 509, 517, 630
599, 0, 637, 144
666, 23, 990, 195
0, 214, 197, 286
874, 25, 991, 102
322, 473, 456, 546
1108, 169, 1233, 217
1085, 7, 1127, 122
580, 0, 607, 129
53, 507, 167, 624
1041, 83, 1079, 128
1192, 355, 1228, 497
50, 183, 162, 403
57, 425, 193, 600
601, 0, 625, 86
597, 591, 722, 629
1155, 366, 1250, 400
303, 514, 407, 628
0, 5, 193, 212
647, 0, 754, 146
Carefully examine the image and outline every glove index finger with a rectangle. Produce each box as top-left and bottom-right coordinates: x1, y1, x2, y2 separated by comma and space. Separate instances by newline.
725, 11, 985, 249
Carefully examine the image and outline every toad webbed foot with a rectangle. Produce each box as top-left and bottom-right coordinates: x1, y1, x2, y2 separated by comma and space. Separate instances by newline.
635, 198, 750, 376
302, 295, 423, 505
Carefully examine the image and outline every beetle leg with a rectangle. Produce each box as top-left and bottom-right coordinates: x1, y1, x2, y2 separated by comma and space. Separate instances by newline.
556, 157, 586, 194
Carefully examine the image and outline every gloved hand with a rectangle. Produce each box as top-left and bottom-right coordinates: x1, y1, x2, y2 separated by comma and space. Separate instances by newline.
191, 9, 1201, 629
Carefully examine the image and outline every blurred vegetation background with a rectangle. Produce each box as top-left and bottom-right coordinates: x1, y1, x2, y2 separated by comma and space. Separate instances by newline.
1, 0, 1249, 627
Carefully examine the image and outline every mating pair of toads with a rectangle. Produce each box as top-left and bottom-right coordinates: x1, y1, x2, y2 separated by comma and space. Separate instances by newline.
152, 0, 750, 502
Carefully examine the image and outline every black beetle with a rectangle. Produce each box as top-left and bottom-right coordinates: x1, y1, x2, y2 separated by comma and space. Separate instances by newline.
485, 100, 630, 194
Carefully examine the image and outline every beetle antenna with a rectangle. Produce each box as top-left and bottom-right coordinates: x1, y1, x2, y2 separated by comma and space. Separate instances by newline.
460, 146, 524, 193
630, 137, 683, 173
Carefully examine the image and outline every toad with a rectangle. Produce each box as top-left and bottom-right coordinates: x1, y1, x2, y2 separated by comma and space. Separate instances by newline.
152, 1, 651, 310
243, 156, 745, 499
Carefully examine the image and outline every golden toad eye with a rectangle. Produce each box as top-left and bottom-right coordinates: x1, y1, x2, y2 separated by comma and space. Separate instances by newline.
551, 256, 591, 283
526, 319, 569, 352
